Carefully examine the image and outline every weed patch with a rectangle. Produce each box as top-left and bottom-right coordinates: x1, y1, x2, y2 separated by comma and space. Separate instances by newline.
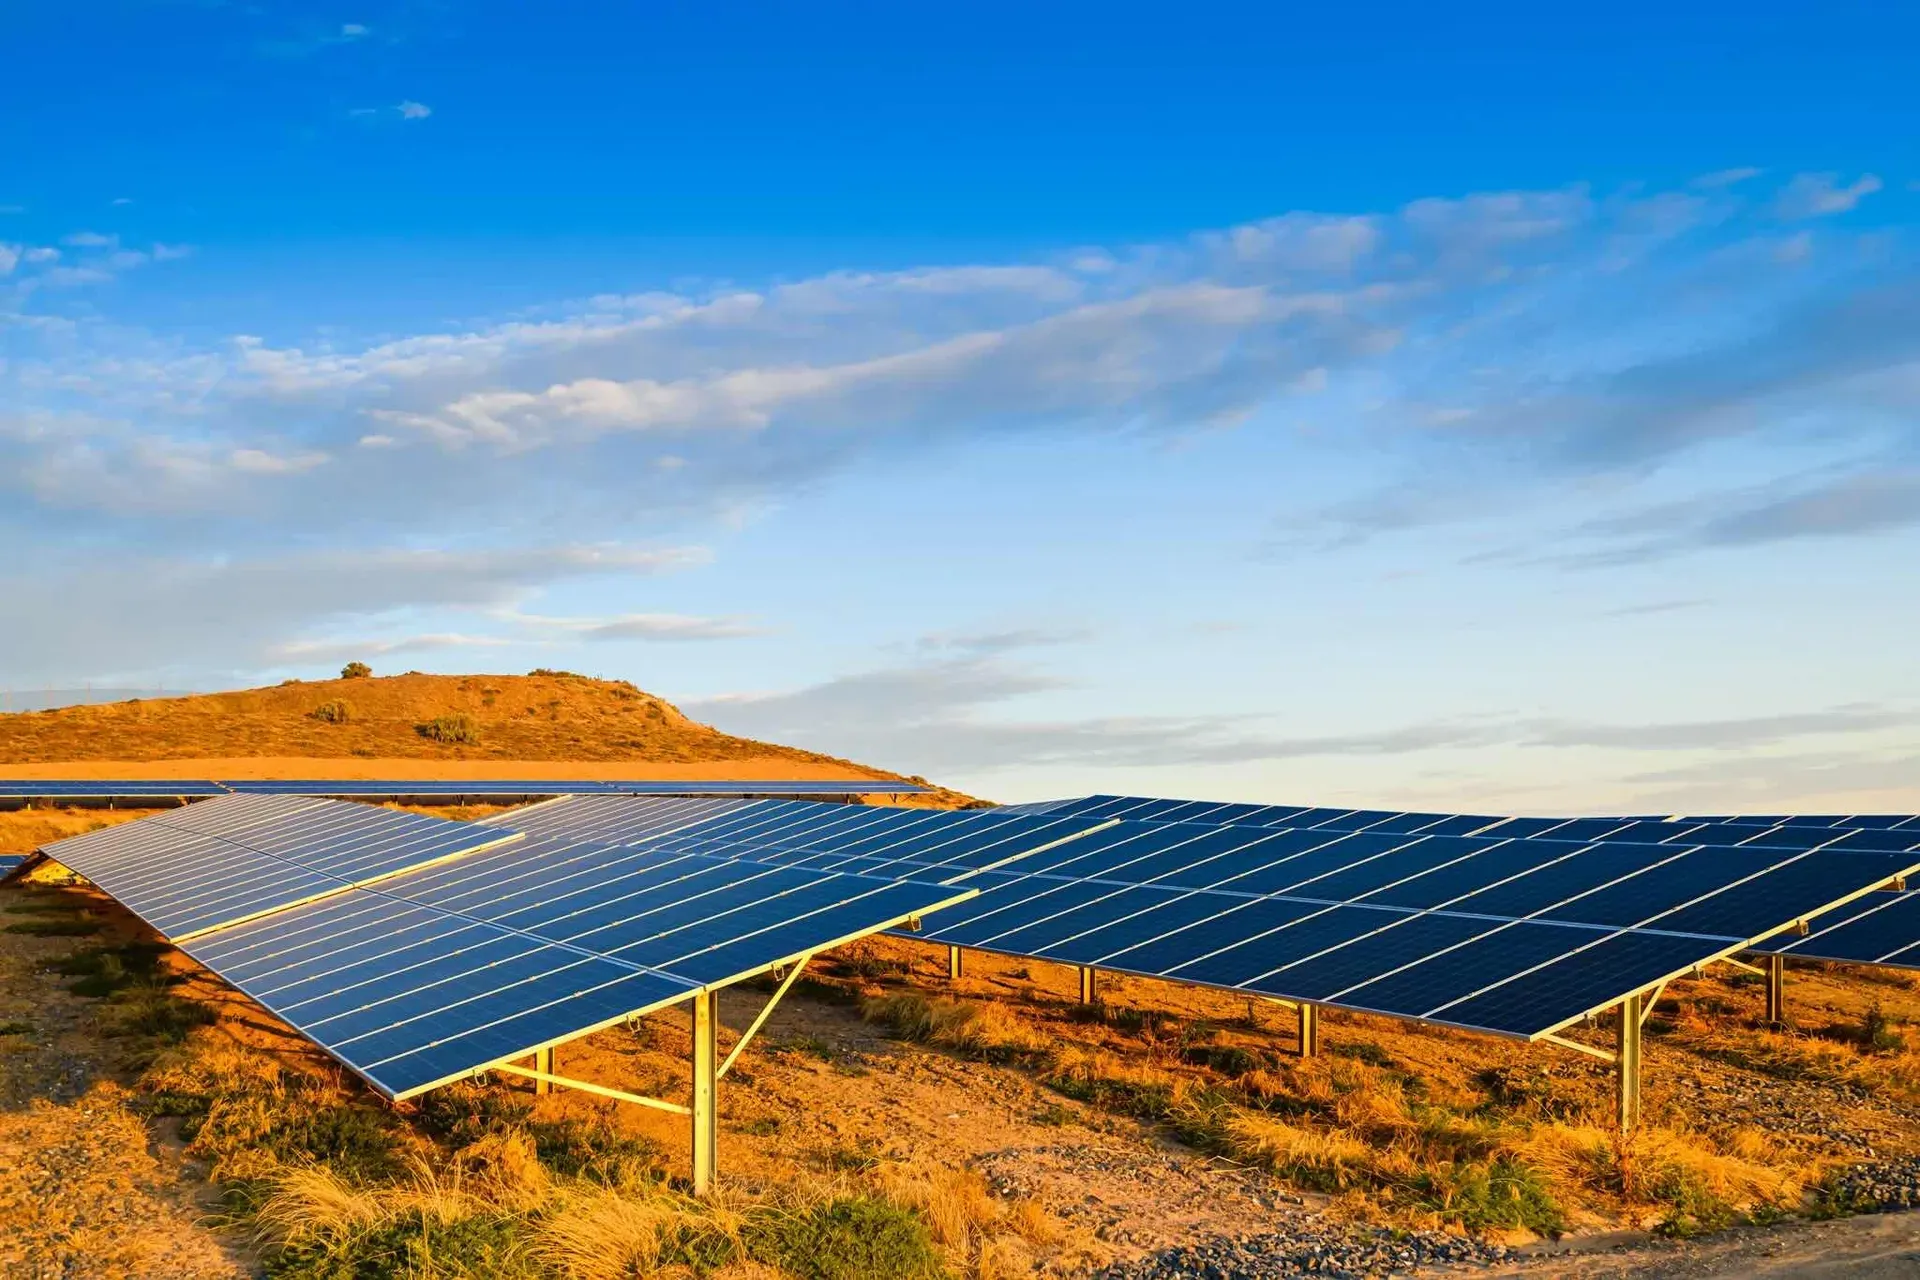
751, 1196, 949, 1280
416, 714, 481, 745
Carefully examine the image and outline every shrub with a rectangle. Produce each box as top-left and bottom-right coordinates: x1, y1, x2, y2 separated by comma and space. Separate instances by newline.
417, 714, 480, 745
339, 662, 372, 679
56, 942, 170, 997
1862, 1003, 1905, 1053
0, 1020, 32, 1036
264, 1209, 537, 1280
310, 700, 351, 725
751, 1196, 949, 1280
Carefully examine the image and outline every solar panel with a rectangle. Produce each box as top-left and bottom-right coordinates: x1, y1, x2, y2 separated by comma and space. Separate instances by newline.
1013, 795, 1920, 855
0, 780, 229, 799
180, 836, 973, 1097
483, 795, 759, 844
35, 794, 522, 940
1754, 889, 1920, 968
903, 815, 1919, 1040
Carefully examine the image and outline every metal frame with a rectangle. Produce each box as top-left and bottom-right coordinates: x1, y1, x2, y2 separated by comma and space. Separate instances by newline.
1077, 965, 1099, 1005
1617, 994, 1642, 1133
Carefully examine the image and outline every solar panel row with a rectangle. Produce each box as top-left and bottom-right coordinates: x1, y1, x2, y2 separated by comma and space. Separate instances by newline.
184, 834, 973, 1097
30, 794, 523, 940
483, 796, 1920, 1041
1021, 795, 1920, 854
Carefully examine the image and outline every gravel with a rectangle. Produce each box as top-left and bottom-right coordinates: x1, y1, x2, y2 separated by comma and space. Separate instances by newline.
1827, 1154, 1920, 1212
1088, 1223, 1513, 1279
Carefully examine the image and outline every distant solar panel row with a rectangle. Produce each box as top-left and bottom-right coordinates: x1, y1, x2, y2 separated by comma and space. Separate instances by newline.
1011, 796, 1920, 855
484, 796, 1920, 1041
28, 794, 523, 940
0, 779, 926, 799
1653, 813, 1920, 832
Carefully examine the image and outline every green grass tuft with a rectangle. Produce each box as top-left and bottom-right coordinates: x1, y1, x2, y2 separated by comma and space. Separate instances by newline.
752, 1196, 950, 1280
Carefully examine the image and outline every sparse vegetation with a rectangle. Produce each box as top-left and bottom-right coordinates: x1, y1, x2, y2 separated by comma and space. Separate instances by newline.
861, 986, 1822, 1239
340, 662, 373, 679
417, 713, 482, 745
309, 699, 351, 724
0, 673, 946, 803
122, 1026, 1054, 1280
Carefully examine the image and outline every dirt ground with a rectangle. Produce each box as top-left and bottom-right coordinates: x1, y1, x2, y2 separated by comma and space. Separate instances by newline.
1497, 1210, 1920, 1276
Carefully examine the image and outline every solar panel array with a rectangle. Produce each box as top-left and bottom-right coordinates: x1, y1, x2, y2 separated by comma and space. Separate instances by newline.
0, 778, 927, 800
184, 834, 973, 1097
31, 794, 523, 940
13, 795, 1034, 1099
477, 795, 1920, 1041
1765, 889, 1920, 969
1009, 795, 1920, 979
0, 780, 230, 799
1654, 813, 1920, 831
1009, 796, 1920, 855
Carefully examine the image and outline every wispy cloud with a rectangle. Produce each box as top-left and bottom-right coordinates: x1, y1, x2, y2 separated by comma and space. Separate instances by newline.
1774, 171, 1884, 219
350, 100, 432, 122
5, 172, 1919, 682
691, 647, 1914, 780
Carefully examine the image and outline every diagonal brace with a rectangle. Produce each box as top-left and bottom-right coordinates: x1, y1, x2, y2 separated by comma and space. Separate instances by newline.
1540, 1031, 1618, 1065
718, 956, 810, 1081
490, 1061, 693, 1115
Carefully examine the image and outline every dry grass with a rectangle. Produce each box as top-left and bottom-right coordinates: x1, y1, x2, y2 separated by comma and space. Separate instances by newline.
135, 1028, 1068, 1278
859, 984, 1844, 1241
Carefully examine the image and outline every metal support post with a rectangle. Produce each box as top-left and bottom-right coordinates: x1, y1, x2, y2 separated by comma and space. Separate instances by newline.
1617, 993, 1643, 1134
1298, 1002, 1320, 1057
692, 990, 718, 1195
535, 1045, 553, 1095
1765, 953, 1786, 1025
1078, 965, 1098, 1005
947, 945, 963, 981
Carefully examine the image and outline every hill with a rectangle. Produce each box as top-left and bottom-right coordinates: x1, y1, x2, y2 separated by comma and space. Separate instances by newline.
0, 671, 938, 789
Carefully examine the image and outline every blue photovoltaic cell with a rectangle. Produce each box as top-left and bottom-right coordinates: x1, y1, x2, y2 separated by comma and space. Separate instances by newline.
1760, 890, 1920, 968
181, 837, 973, 1097
485, 795, 758, 844
37, 795, 521, 939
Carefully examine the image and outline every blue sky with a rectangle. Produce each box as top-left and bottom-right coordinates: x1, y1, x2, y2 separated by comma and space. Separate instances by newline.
4, 1, 1918, 812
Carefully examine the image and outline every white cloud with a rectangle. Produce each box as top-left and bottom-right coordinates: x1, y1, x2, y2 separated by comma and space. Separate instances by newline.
0, 244, 17, 276
1693, 166, 1762, 189
397, 100, 432, 120
341, 22, 369, 37
0, 543, 712, 683
1774, 172, 1883, 219
62, 230, 116, 248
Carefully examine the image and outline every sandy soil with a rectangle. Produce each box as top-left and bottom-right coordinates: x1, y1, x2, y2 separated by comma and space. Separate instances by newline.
0, 756, 896, 782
